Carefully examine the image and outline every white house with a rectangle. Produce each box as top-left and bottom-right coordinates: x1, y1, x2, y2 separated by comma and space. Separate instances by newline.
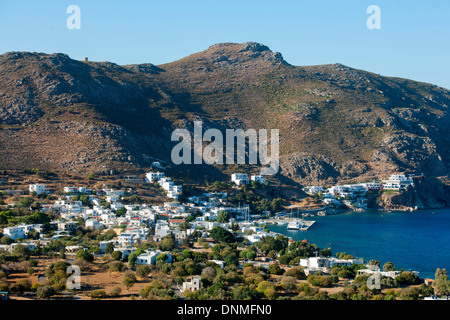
361, 181, 383, 191
29, 184, 46, 195
231, 173, 249, 186
155, 223, 171, 238
208, 260, 225, 268
146, 171, 165, 183
348, 184, 368, 195
3, 226, 25, 240
356, 269, 404, 279
3, 224, 41, 240
328, 257, 364, 268
64, 187, 81, 193
100, 240, 115, 252
85, 219, 104, 230
328, 185, 355, 199
136, 250, 172, 265
114, 247, 136, 259
10, 242, 36, 252
251, 175, 267, 184
300, 256, 364, 275
382, 174, 414, 190
304, 186, 324, 195
182, 276, 201, 293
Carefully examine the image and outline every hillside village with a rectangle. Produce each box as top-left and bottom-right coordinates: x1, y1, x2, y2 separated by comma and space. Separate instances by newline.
0, 168, 447, 301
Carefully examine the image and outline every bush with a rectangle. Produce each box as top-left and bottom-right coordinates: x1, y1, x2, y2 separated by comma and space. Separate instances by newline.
111, 250, 123, 261
123, 271, 137, 289
75, 249, 94, 262
267, 263, 283, 275
90, 290, 107, 299
338, 269, 353, 279
109, 286, 122, 297
136, 265, 151, 279
11, 279, 32, 293
36, 285, 55, 299
307, 275, 333, 288
73, 258, 92, 272
284, 267, 305, 280
108, 261, 126, 272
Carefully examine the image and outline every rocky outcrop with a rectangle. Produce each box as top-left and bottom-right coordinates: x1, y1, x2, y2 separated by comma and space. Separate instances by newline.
380, 176, 450, 210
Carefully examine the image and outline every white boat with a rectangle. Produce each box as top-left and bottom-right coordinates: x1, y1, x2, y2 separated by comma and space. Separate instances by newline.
287, 220, 308, 230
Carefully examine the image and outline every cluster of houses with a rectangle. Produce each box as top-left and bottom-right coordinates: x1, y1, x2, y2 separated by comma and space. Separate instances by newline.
2, 172, 275, 266
231, 173, 267, 186
1, 171, 425, 294
303, 174, 415, 209
299, 255, 419, 279
300, 256, 364, 275
145, 172, 182, 199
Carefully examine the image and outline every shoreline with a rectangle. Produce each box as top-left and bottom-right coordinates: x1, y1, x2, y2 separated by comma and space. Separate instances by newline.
266, 207, 450, 280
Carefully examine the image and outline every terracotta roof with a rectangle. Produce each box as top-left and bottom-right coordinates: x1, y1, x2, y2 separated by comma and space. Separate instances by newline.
169, 219, 185, 223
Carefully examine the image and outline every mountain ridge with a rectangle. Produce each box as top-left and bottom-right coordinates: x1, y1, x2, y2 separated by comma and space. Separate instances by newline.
0, 42, 449, 187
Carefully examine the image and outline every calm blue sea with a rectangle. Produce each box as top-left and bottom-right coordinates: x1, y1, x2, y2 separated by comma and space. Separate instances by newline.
267, 208, 450, 279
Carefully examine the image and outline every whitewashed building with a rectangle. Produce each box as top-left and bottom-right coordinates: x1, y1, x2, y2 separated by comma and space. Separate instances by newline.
231, 173, 249, 186
382, 174, 414, 190
251, 175, 267, 184
29, 184, 46, 195
136, 250, 172, 265
182, 276, 201, 293
146, 171, 165, 182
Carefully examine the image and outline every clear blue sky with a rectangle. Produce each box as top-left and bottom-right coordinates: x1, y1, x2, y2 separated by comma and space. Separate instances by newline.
1, 0, 449, 89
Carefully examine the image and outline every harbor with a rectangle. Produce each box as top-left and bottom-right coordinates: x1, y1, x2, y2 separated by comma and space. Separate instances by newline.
257, 217, 316, 231
267, 208, 450, 279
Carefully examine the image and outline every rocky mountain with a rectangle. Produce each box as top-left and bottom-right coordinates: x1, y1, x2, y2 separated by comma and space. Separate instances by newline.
0, 42, 449, 187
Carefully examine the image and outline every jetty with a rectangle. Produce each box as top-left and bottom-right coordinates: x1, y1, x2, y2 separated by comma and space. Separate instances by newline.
263, 218, 316, 230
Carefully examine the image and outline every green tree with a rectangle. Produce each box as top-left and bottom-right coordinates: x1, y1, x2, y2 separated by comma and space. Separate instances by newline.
217, 211, 230, 223
337, 269, 353, 279
232, 285, 261, 300
18, 197, 34, 208
397, 271, 420, 286
210, 226, 235, 243
128, 252, 138, 268
122, 271, 137, 289
284, 267, 305, 280
36, 285, 55, 299
108, 261, 126, 272
267, 263, 283, 275
90, 290, 107, 299
105, 242, 114, 254
368, 260, 380, 267
224, 254, 239, 267
434, 268, 450, 296
281, 276, 297, 293
111, 250, 123, 261
12, 244, 30, 259
116, 207, 127, 217
270, 198, 284, 212
383, 262, 395, 272
160, 234, 175, 251
136, 265, 151, 279
75, 249, 94, 262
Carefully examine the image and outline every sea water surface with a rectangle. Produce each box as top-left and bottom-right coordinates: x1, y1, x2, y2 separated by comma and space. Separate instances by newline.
267, 208, 450, 279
